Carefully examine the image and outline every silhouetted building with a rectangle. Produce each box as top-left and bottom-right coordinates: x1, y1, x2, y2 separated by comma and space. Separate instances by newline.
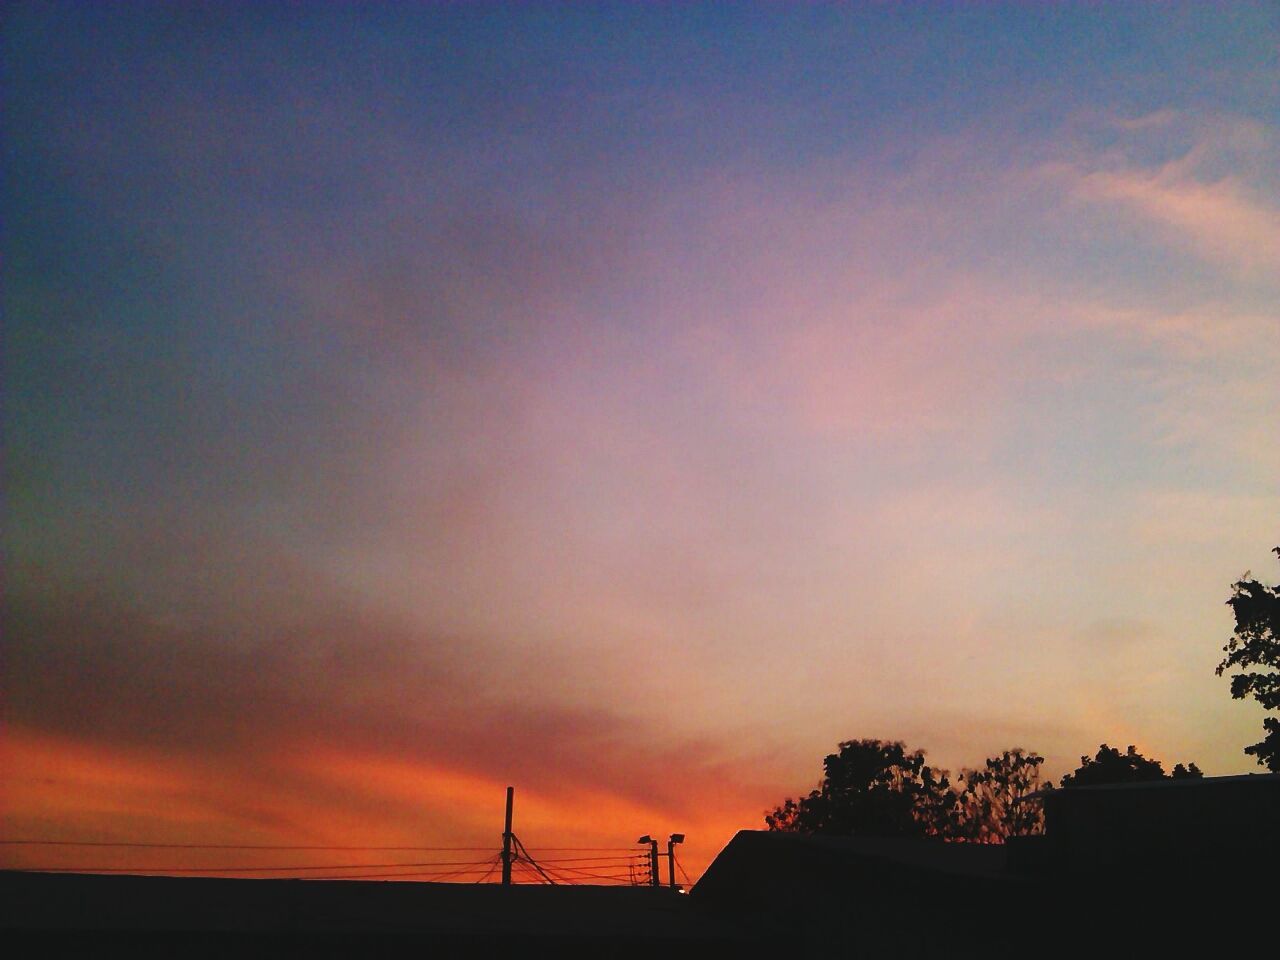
693, 773, 1279, 953
1038, 772, 1280, 875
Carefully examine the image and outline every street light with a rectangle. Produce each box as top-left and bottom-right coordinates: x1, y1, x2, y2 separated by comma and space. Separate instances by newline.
667, 833, 685, 890
636, 835, 659, 886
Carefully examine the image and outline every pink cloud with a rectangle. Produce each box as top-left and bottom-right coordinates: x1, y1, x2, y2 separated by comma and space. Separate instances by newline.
1043, 115, 1280, 276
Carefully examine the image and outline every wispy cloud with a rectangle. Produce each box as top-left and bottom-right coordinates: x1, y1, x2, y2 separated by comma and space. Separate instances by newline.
1054, 295, 1280, 464
1070, 167, 1280, 272
1044, 113, 1280, 276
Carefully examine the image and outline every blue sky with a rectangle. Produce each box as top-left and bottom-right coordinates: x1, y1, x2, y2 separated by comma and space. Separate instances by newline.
5, 2, 1279, 877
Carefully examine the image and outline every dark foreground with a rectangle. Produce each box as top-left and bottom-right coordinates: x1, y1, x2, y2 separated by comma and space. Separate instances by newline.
6, 775, 1277, 957
3, 846, 1271, 958
0, 871, 779, 958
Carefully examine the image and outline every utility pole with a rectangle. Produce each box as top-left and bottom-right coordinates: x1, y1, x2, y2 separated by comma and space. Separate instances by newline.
637, 835, 660, 887
666, 833, 684, 889
501, 786, 514, 886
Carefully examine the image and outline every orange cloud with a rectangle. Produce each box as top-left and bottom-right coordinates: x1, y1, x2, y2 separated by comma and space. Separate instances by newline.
4, 727, 195, 822
0, 727, 260, 872
0, 726, 768, 882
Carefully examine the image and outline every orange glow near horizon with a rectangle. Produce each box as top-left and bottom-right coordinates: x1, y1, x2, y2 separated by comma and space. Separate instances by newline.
1, 727, 758, 882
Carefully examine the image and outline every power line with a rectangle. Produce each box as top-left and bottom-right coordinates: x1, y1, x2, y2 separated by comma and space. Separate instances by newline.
520, 847, 637, 852
674, 851, 693, 887
0, 840, 498, 851
511, 859, 550, 885
541, 865, 636, 883
539, 865, 640, 878
3, 786, 674, 888
18, 859, 498, 874
423, 862, 502, 883
336, 854, 502, 883
540, 861, 632, 874
536, 858, 645, 884
302, 866, 499, 881
511, 835, 557, 885
529, 855, 648, 863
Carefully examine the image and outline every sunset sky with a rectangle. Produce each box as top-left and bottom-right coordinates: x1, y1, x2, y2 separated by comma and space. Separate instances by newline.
5, 3, 1279, 881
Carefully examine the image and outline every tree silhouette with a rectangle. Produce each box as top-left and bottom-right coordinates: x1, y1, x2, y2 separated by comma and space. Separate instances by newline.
1059, 744, 1201, 787
1217, 547, 1280, 772
956, 748, 1049, 842
765, 739, 959, 838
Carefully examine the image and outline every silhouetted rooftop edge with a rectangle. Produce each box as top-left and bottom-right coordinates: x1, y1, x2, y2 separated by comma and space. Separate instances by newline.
1049, 771, 1279, 793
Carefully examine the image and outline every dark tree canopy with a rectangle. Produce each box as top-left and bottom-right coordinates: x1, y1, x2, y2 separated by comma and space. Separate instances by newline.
769, 738, 1206, 842
765, 739, 959, 838
1217, 547, 1280, 772
766, 740, 1053, 842
956, 748, 1049, 842
1059, 744, 1201, 788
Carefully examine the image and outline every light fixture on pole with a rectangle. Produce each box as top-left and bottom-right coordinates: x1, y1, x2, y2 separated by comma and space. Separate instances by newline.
637, 834, 659, 887
666, 833, 685, 890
